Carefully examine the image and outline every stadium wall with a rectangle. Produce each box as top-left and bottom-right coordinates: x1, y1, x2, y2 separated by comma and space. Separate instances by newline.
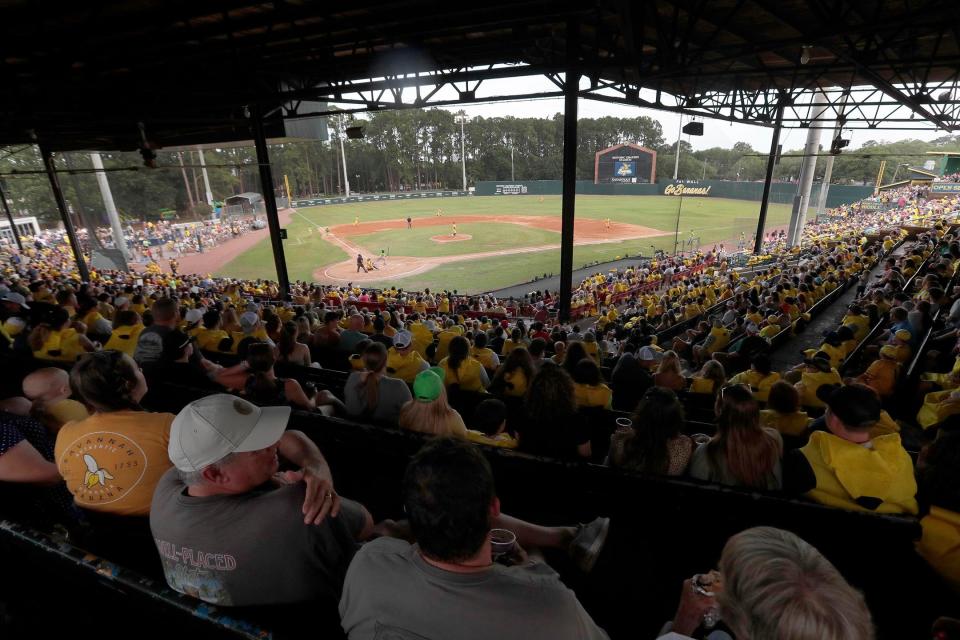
292, 190, 471, 208
475, 180, 873, 208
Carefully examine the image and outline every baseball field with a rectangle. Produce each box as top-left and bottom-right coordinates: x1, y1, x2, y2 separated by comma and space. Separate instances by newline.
203, 195, 796, 293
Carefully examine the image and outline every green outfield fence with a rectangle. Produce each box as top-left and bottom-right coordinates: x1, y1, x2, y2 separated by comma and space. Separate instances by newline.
475, 180, 873, 209
292, 190, 471, 208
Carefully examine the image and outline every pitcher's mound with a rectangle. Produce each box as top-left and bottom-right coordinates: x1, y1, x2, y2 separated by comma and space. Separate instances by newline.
430, 234, 472, 243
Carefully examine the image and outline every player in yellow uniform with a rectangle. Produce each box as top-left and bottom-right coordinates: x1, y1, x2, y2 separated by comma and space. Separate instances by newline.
452, 222, 457, 238
354, 215, 359, 226
605, 218, 611, 230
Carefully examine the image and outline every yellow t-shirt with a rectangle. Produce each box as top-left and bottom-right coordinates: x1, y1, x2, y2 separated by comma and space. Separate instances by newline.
46, 398, 90, 427
730, 370, 781, 402
439, 357, 486, 393
386, 348, 428, 384
104, 324, 145, 357
759, 409, 809, 437
33, 328, 86, 363
574, 383, 613, 409
55, 410, 174, 517
465, 430, 519, 449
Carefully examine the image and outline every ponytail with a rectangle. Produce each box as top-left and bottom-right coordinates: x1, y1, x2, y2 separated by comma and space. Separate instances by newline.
359, 342, 388, 413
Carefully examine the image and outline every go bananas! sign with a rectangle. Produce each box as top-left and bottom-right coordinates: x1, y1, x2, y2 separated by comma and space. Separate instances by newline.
664, 183, 712, 196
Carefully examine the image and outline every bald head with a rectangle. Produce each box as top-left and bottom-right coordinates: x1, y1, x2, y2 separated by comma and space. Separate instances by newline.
23, 367, 71, 402
349, 314, 365, 331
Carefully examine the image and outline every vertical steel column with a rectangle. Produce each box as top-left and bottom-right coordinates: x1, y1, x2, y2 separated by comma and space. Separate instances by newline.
753, 101, 786, 255
558, 22, 580, 323
0, 179, 23, 251
40, 146, 90, 282
250, 106, 291, 297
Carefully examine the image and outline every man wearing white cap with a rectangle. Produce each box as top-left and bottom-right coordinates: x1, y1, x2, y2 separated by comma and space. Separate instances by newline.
0, 289, 30, 349
385, 329, 429, 383
151, 394, 376, 607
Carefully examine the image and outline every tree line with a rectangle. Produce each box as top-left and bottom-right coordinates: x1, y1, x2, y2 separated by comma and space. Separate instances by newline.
1, 107, 958, 227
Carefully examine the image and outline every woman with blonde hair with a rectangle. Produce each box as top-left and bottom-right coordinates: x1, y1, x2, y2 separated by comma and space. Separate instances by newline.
345, 342, 411, 424
398, 369, 467, 437
221, 307, 242, 334
690, 359, 726, 396
688, 384, 783, 489
654, 350, 687, 392
664, 526, 873, 639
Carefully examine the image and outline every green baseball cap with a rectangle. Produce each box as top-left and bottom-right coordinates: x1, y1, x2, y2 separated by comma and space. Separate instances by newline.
413, 369, 445, 402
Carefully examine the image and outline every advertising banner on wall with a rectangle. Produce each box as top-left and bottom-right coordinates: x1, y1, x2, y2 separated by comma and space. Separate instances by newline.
663, 183, 712, 196
930, 183, 960, 198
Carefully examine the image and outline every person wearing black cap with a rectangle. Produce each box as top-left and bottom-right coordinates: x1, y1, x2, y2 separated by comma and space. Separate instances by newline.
783, 383, 918, 515
792, 351, 842, 409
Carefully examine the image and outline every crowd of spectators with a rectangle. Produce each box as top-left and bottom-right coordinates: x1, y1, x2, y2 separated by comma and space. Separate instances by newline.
2, 187, 960, 638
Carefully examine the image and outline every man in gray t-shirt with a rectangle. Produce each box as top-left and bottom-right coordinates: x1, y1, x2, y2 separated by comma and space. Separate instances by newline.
150, 394, 374, 607
339, 439, 609, 640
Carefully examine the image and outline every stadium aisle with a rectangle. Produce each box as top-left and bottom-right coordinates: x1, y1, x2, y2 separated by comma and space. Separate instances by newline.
768, 246, 904, 372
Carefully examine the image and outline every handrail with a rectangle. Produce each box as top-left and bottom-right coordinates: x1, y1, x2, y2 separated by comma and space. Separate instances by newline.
838, 239, 933, 375
905, 261, 960, 379
0, 520, 271, 640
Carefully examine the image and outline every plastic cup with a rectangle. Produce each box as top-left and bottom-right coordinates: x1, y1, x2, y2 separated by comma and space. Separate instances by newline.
489, 528, 517, 564
691, 433, 711, 446
615, 417, 632, 430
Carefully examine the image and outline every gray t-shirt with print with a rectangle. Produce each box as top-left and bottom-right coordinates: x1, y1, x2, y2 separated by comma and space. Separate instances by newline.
339, 537, 609, 640
344, 371, 413, 424
150, 467, 367, 607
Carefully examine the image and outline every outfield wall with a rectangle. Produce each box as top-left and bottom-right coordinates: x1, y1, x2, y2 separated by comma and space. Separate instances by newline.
475, 180, 872, 209
292, 190, 471, 208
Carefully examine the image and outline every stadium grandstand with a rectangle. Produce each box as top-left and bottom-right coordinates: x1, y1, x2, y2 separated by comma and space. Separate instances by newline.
3, 2, 960, 640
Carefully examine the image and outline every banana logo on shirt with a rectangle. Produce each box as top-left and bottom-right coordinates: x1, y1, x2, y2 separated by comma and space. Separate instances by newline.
83, 453, 115, 488
58, 431, 148, 507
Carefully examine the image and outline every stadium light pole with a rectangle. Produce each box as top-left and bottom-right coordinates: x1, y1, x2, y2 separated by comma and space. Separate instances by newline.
338, 112, 351, 197
455, 113, 468, 191
673, 114, 683, 181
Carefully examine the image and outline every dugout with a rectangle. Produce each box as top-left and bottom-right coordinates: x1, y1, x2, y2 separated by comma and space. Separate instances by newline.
594, 143, 656, 184
223, 192, 264, 216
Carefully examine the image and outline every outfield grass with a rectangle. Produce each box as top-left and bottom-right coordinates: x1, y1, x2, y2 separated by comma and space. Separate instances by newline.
215, 195, 799, 290
350, 222, 562, 258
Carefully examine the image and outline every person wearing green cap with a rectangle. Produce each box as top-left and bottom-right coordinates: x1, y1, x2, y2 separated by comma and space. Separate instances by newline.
398, 368, 468, 438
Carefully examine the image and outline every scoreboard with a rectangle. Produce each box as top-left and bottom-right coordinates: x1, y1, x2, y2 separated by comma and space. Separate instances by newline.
594, 143, 656, 184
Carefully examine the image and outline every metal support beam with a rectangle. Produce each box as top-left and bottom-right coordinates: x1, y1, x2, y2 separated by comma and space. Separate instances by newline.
0, 179, 23, 251
753, 100, 786, 255
558, 23, 580, 323
40, 145, 89, 282
250, 107, 290, 297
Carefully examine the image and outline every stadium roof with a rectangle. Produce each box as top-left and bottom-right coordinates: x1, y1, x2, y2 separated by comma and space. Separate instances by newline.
1, 0, 959, 151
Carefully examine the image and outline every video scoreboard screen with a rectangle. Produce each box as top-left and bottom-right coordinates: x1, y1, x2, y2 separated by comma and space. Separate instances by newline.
595, 144, 656, 184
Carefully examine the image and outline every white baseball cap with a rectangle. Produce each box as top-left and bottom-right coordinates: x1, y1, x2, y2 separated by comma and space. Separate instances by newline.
184, 308, 204, 324
239, 311, 259, 332
0, 291, 30, 309
637, 346, 663, 362
169, 394, 290, 472
393, 329, 413, 349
